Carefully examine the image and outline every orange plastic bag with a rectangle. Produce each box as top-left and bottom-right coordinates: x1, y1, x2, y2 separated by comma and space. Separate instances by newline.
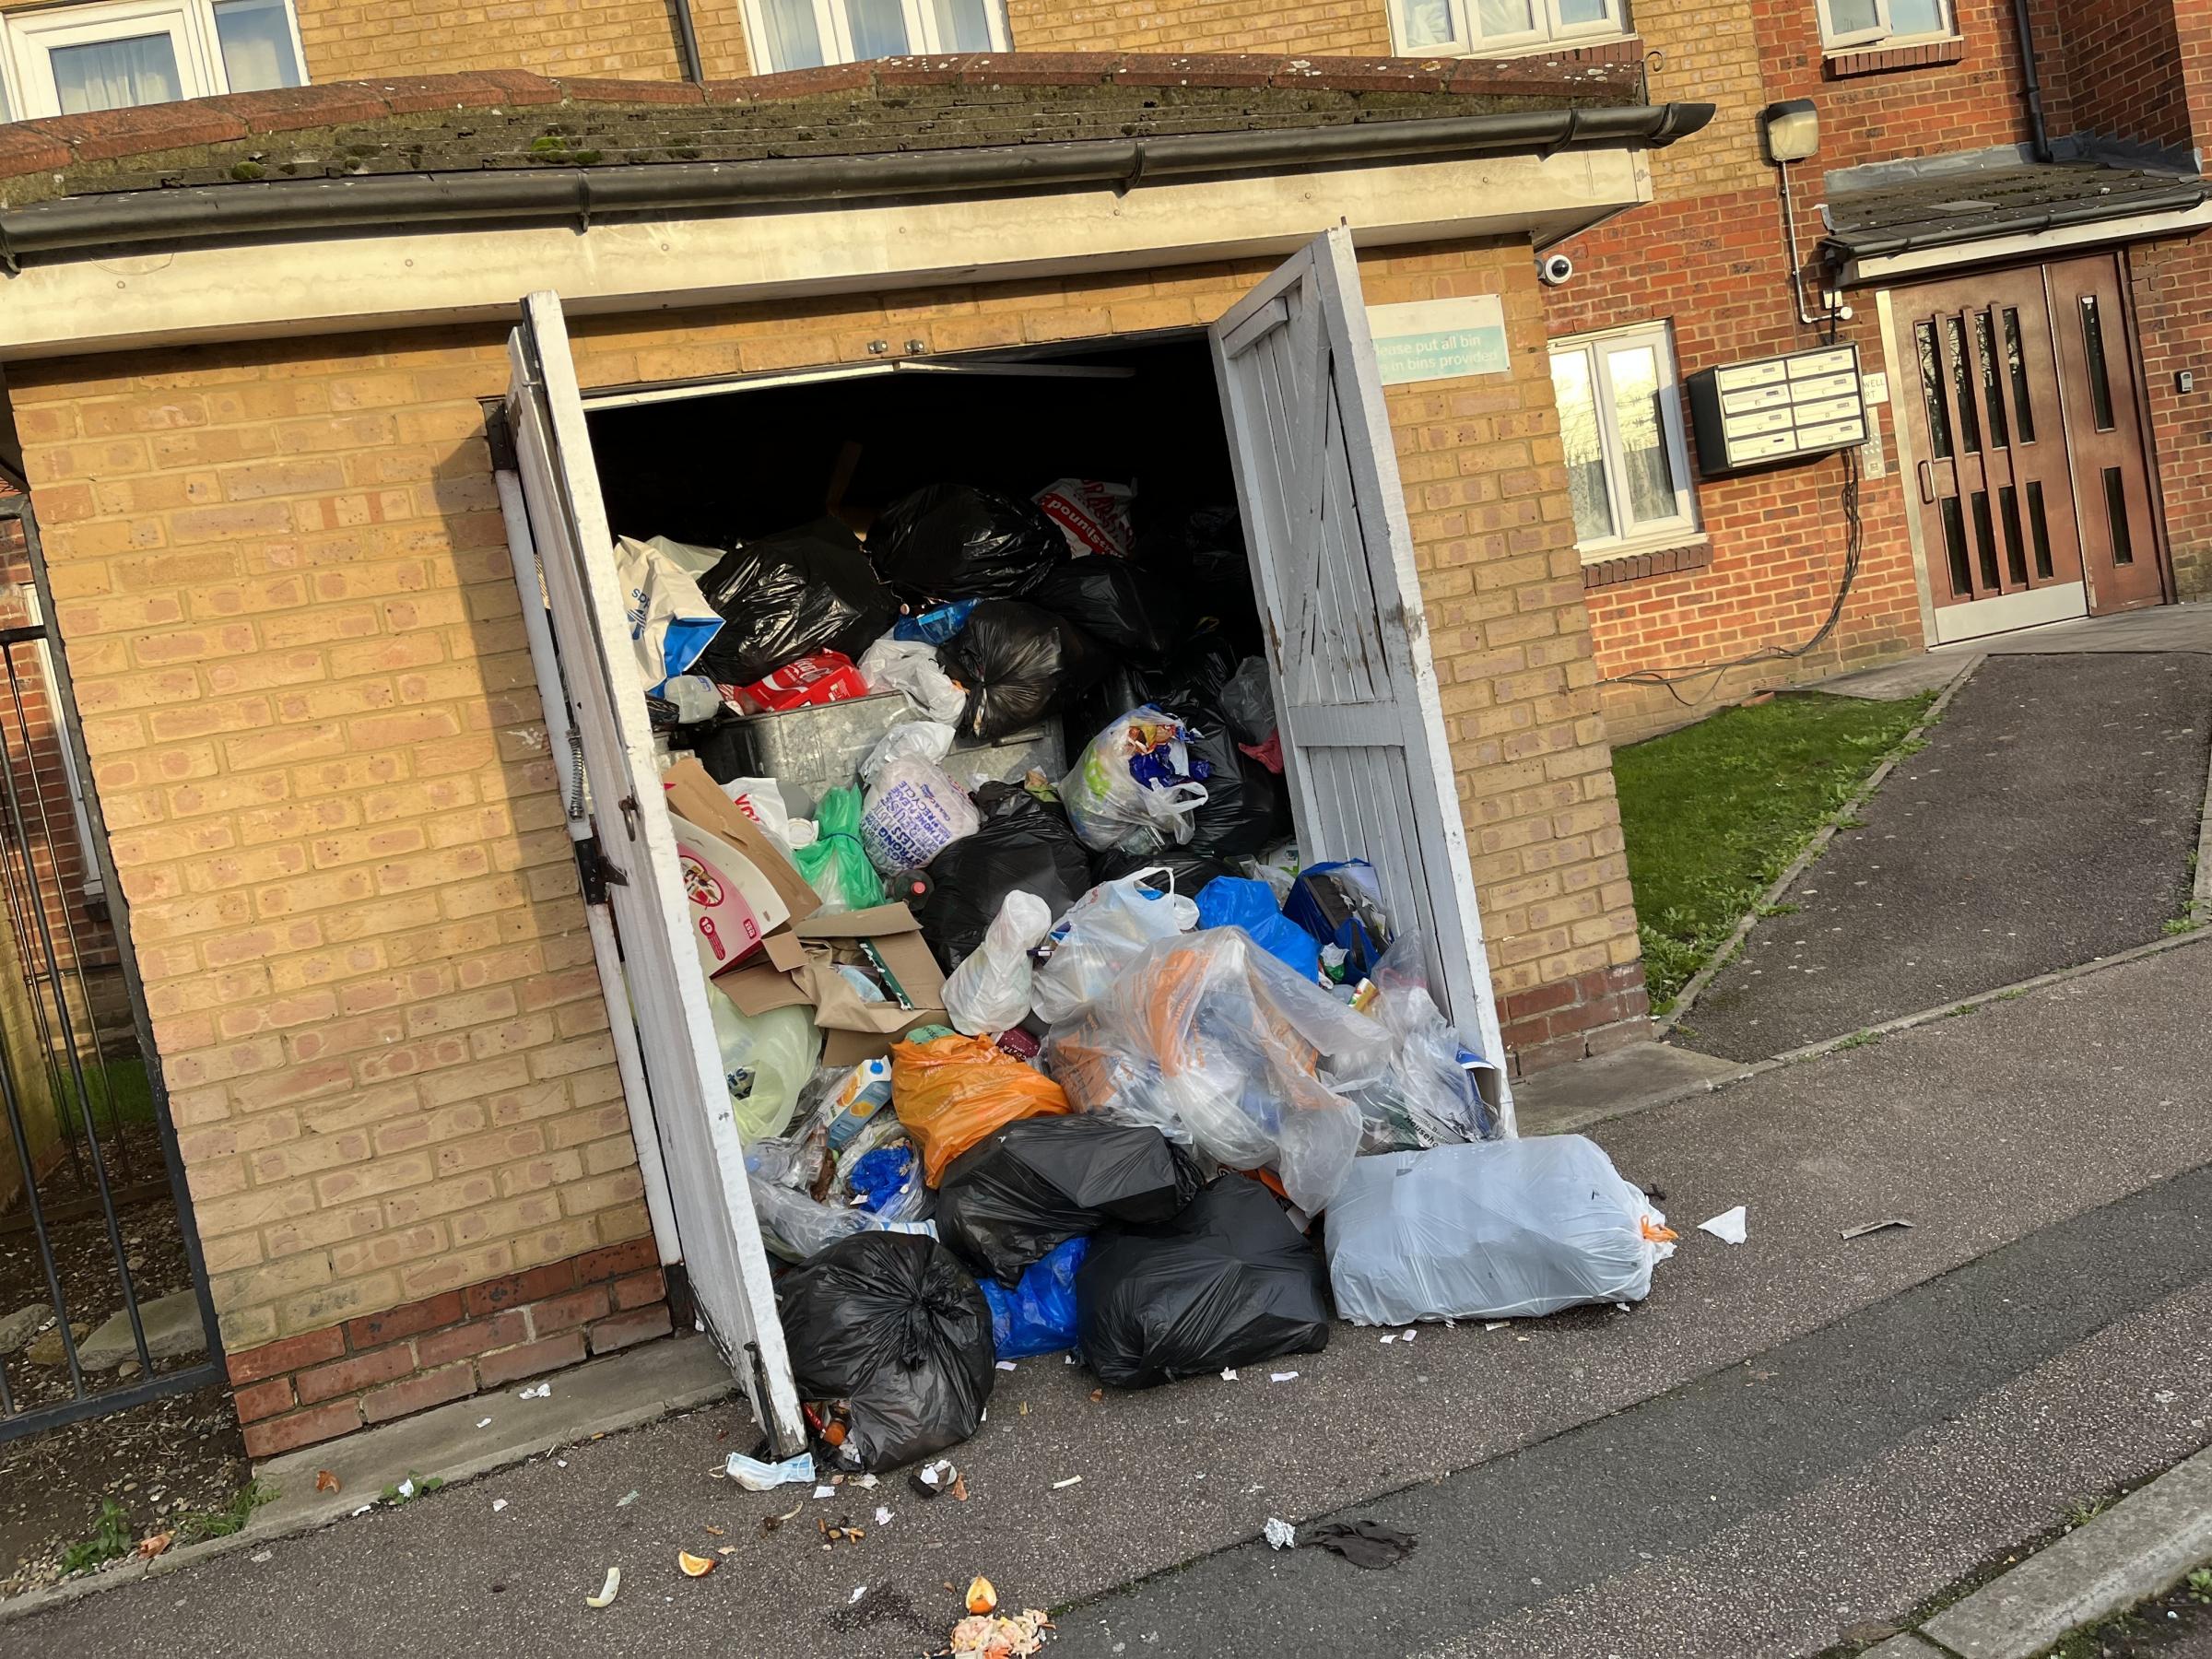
891, 1032, 1070, 1185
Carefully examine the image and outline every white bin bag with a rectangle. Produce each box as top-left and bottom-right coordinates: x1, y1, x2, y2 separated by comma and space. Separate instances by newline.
1323, 1136, 1676, 1325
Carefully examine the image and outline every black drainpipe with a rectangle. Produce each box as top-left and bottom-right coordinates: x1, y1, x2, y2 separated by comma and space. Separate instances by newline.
2011, 0, 2053, 164
672, 0, 705, 84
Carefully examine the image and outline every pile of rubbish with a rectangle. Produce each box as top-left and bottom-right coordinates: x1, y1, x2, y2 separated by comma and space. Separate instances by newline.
619, 477, 1676, 1478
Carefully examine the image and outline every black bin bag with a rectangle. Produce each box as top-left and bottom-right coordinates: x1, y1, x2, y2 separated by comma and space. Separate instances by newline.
779, 1230, 995, 1471
869, 485, 1069, 602
1025, 557, 1179, 660
1077, 1179, 1332, 1389
937, 1116, 1204, 1288
695, 518, 897, 687
1159, 703, 1288, 858
939, 600, 1106, 742
920, 784, 1092, 973
1087, 845, 1240, 899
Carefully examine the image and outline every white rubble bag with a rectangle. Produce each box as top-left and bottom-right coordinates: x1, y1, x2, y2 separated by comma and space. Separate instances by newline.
613, 534, 723, 692
942, 889, 1053, 1037
1323, 1136, 1676, 1324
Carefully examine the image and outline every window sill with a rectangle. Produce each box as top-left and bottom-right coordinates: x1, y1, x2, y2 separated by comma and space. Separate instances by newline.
1824, 35, 1966, 77
1582, 536, 1712, 588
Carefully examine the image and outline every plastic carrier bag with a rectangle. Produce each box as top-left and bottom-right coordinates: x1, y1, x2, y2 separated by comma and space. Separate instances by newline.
858, 635, 969, 725
794, 786, 887, 912
614, 535, 724, 693
936, 1115, 1201, 1287
1077, 1179, 1331, 1389
1041, 928, 1384, 1214
942, 889, 1053, 1037
1323, 1136, 1676, 1325
1029, 872, 1198, 1028
890, 1031, 1072, 1186
705, 988, 821, 1146
982, 1236, 1088, 1359
1033, 478, 1135, 559
1060, 709, 1210, 854
780, 1230, 996, 1472
1333, 929, 1498, 1152
749, 1174, 868, 1263
1193, 876, 1322, 982
860, 756, 980, 877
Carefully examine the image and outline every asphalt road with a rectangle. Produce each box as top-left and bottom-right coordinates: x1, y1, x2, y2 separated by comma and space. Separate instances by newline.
1684, 652, 2211, 1061
15, 938, 2212, 1657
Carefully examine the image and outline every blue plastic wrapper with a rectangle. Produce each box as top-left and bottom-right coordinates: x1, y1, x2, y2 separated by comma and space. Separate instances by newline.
848, 1144, 919, 1213
1194, 876, 1324, 982
982, 1236, 1088, 1359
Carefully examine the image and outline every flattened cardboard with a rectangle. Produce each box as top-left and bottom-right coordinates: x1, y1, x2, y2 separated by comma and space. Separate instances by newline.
661, 758, 820, 928
718, 900, 947, 1067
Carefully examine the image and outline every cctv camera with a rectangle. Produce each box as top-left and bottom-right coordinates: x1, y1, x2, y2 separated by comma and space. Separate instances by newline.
1538, 253, 1574, 287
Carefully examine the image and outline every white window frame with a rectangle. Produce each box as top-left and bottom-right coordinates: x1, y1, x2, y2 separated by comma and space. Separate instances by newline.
0, 0, 307, 122
1387, 0, 1630, 57
1815, 0, 1955, 52
740, 0, 1010, 74
1548, 321, 1700, 560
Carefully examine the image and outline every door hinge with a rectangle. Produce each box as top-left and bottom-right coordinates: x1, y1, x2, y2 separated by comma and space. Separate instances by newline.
572, 835, 629, 905
483, 403, 518, 472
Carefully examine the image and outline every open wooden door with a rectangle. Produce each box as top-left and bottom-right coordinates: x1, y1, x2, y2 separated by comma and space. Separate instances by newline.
503, 291, 804, 1452
1210, 228, 1513, 1128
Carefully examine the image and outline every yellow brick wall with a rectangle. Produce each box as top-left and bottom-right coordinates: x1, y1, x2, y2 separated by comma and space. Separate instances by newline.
1002, 0, 1391, 53
1635, 0, 1769, 199
289, 0, 745, 83
9, 237, 1632, 1350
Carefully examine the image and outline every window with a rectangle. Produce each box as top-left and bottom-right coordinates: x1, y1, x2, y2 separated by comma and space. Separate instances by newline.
1817, 0, 1952, 51
1393, 0, 1627, 54
743, 0, 1007, 72
0, 0, 303, 120
1548, 324, 1698, 558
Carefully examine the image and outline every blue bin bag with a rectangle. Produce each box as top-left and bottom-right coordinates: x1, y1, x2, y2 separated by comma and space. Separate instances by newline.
1284, 859, 1392, 979
982, 1236, 1088, 1359
1194, 877, 1324, 982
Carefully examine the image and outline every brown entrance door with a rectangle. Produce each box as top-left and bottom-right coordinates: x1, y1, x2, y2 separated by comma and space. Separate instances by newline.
2047, 256, 2168, 613
1892, 266, 2086, 634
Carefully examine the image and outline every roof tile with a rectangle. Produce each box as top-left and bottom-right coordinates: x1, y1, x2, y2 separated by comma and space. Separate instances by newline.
18, 102, 248, 164
206, 84, 392, 134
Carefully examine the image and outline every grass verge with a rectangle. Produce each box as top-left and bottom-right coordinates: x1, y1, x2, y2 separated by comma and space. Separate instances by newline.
1615, 689, 1937, 1013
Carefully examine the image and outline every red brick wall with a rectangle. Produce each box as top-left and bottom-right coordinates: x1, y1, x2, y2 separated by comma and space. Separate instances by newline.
2054, 0, 2194, 152
2129, 232, 2212, 603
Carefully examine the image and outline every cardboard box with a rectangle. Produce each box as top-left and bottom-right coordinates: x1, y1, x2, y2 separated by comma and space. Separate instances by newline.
720, 903, 947, 1068
661, 757, 821, 929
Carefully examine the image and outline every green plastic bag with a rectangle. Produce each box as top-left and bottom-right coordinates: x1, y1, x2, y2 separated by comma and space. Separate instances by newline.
794, 786, 886, 913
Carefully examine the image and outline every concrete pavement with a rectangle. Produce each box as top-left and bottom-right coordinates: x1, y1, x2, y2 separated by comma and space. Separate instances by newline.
13, 934, 2211, 1657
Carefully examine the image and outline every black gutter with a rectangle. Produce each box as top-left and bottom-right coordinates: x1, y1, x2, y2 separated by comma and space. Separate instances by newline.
1828, 180, 2208, 261
2010, 0, 2053, 166
0, 101, 1712, 267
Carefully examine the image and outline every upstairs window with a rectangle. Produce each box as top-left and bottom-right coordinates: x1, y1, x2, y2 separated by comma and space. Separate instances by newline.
1394, 0, 1629, 54
1817, 0, 1952, 50
745, 0, 1009, 72
0, 0, 304, 120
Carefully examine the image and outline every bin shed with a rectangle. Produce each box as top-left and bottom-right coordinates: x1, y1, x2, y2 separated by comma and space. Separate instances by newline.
0, 58, 1708, 1455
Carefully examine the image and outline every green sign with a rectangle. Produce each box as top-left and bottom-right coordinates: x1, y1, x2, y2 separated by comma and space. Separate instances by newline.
1367, 297, 1510, 386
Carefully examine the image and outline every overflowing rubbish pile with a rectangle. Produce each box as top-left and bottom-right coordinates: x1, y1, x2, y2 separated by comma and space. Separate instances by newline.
619, 476, 1676, 1481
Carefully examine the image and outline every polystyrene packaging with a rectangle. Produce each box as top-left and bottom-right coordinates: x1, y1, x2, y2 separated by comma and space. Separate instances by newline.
1029, 873, 1197, 1027
942, 890, 1054, 1036
1041, 928, 1383, 1213
1323, 1136, 1676, 1325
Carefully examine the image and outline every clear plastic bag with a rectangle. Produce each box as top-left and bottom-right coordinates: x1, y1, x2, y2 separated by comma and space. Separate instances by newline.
705, 987, 821, 1145
861, 720, 957, 783
1059, 708, 1209, 853
1029, 873, 1197, 1028
858, 636, 969, 725
942, 889, 1053, 1037
1323, 1137, 1676, 1324
1041, 927, 1383, 1213
794, 787, 886, 912
750, 1173, 868, 1262
1330, 929, 1499, 1151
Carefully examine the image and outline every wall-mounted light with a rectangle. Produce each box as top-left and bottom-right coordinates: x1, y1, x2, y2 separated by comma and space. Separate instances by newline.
1762, 99, 1819, 165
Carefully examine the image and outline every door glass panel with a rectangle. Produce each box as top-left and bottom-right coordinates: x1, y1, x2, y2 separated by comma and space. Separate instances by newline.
2079, 295, 2116, 431
2003, 309, 2036, 442
1399, 0, 1456, 44
2103, 466, 2135, 565
1998, 486, 2028, 585
1477, 0, 1540, 34
1975, 312, 2009, 448
1915, 321, 1954, 462
2027, 480, 2054, 580
211, 0, 301, 91
51, 33, 181, 113
1971, 489, 1999, 589
1945, 316, 1981, 453
842, 0, 912, 57
756, 0, 827, 68
929, 0, 994, 48
1938, 497, 1972, 598
1551, 348, 1616, 543
1604, 343, 1678, 528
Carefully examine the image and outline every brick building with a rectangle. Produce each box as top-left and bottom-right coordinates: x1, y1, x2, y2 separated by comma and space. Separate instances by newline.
0, 0, 2203, 1457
